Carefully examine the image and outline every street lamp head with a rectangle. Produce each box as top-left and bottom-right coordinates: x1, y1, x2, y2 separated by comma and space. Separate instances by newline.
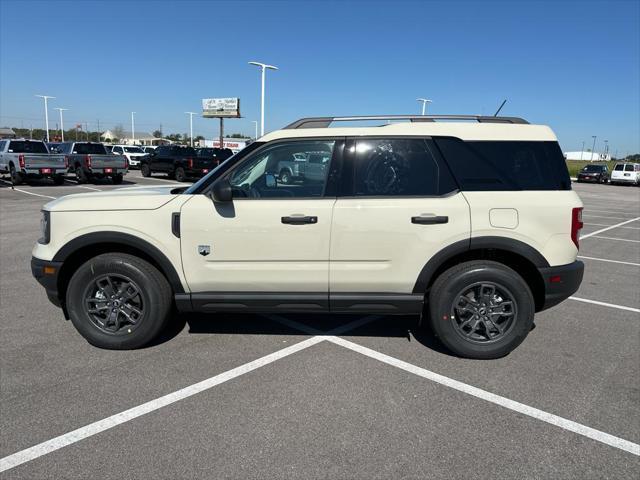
35, 94, 56, 99
249, 61, 278, 70
416, 98, 432, 103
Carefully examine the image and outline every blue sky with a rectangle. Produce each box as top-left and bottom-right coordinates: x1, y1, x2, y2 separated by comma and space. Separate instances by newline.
1, 0, 638, 155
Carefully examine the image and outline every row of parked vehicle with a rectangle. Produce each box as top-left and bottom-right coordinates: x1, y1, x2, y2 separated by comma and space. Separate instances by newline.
0, 139, 233, 185
576, 163, 640, 186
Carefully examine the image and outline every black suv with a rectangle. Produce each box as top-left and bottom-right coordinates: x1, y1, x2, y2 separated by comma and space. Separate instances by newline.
577, 164, 609, 183
140, 145, 215, 182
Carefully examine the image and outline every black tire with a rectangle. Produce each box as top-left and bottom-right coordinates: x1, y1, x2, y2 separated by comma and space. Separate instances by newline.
66, 253, 172, 349
279, 169, 291, 184
53, 175, 65, 185
427, 260, 535, 359
76, 166, 89, 184
174, 167, 186, 182
112, 174, 123, 185
9, 164, 24, 185
140, 163, 151, 177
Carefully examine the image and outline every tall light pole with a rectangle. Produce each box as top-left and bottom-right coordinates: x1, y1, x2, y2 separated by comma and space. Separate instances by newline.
55, 108, 68, 142
604, 139, 609, 159
252, 120, 258, 140
416, 98, 432, 115
35, 95, 55, 142
185, 112, 197, 147
590, 135, 597, 162
248, 61, 278, 136
131, 112, 136, 145
580, 140, 585, 160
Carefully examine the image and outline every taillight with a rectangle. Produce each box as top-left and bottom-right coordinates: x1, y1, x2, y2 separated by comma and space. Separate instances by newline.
18, 154, 25, 169
64, 156, 69, 168
124, 156, 129, 169
187, 158, 193, 168
85, 155, 92, 168
571, 207, 584, 249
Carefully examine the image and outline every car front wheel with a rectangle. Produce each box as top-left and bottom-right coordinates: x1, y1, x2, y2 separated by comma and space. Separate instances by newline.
428, 260, 535, 359
140, 164, 151, 177
66, 253, 172, 349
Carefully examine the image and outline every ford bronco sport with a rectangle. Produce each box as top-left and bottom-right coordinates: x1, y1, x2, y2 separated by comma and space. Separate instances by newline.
31, 115, 584, 359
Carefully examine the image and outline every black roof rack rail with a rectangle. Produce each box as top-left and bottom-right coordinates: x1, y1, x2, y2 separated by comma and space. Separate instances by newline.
284, 115, 529, 129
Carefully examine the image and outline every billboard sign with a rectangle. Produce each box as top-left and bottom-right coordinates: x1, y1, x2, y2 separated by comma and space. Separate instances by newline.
202, 98, 240, 118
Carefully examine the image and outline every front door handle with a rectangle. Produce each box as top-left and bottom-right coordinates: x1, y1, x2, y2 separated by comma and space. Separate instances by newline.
282, 215, 318, 225
411, 214, 449, 225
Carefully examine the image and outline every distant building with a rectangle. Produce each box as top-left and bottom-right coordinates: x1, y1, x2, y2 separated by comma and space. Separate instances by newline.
101, 130, 167, 146
0, 127, 16, 139
564, 151, 611, 161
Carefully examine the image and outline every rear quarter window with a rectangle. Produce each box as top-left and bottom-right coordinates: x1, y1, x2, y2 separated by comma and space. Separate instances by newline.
433, 138, 571, 191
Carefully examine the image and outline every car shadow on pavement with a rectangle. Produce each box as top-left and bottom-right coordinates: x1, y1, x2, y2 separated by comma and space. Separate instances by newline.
152, 311, 454, 356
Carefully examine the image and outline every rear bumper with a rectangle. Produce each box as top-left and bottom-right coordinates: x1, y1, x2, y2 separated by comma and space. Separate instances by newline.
31, 256, 64, 308
538, 261, 584, 311
23, 168, 65, 178
611, 177, 638, 184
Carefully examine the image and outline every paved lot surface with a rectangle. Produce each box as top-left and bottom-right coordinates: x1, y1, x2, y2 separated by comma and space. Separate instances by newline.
1, 172, 639, 479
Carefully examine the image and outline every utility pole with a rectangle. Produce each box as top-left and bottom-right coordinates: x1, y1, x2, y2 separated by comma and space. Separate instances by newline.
35, 95, 55, 142
590, 135, 597, 162
97, 119, 100, 142
131, 112, 136, 145
580, 141, 585, 160
248, 61, 278, 136
219, 118, 224, 150
185, 112, 197, 147
252, 120, 258, 140
55, 108, 68, 141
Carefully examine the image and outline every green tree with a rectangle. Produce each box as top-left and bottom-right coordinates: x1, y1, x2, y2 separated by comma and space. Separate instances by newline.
152, 130, 162, 138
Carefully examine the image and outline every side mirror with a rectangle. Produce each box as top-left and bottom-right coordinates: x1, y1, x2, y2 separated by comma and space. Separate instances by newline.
265, 173, 277, 188
211, 179, 233, 202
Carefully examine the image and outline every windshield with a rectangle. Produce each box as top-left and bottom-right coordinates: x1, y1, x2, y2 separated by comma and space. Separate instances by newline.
582, 165, 604, 172
124, 147, 144, 153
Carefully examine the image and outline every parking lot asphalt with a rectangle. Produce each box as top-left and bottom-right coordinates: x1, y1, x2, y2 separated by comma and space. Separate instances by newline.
1, 173, 639, 479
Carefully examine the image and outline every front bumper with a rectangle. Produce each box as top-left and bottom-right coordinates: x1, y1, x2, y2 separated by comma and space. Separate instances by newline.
538, 260, 584, 311
577, 175, 601, 182
31, 256, 64, 308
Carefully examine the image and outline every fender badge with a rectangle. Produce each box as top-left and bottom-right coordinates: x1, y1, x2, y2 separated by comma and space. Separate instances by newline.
198, 245, 211, 256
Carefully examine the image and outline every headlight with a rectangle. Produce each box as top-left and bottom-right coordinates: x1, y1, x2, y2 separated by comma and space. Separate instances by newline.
39, 210, 50, 244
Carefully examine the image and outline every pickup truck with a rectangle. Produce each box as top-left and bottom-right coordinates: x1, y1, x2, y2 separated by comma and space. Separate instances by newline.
0, 139, 66, 185
141, 145, 212, 182
276, 150, 331, 184
56, 142, 128, 184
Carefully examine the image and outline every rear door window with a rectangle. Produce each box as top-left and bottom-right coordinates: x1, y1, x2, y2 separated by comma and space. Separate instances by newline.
350, 138, 457, 197
8, 141, 48, 154
434, 138, 571, 191
614, 164, 624, 171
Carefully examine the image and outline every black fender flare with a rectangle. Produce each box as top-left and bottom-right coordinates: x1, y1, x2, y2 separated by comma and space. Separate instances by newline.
53, 231, 185, 293
412, 236, 550, 294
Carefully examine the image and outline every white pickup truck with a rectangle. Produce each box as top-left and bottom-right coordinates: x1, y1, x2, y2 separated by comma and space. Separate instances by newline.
0, 139, 67, 185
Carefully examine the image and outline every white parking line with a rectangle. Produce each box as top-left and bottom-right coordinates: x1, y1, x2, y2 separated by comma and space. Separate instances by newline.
326, 336, 640, 457
0, 181, 56, 200
0, 335, 325, 473
582, 214, 635, 220
580, 217, 640, 240
76, 186, 102, 191
585, 223, 640, 230
577, 255, 640, 267
569, 297, 640, 313
590, 235, 640, 243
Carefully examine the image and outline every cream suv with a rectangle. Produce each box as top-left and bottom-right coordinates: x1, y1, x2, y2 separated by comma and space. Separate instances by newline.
31, 115, 585, 359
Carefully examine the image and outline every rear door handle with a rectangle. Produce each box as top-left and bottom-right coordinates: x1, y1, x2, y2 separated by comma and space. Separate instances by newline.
411, 214, 449, 225
282, 215, 318, 225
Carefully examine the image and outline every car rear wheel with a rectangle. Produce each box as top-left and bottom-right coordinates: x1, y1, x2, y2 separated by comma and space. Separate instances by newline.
66, 253, 172, 349
174, 167, 186, 182
279, 169, 291, 184
53, 175, 65, 185
428, 260, 535, 359
9, 164, 24, 185
140, 164, 151, 177
76, 166, 88, 184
